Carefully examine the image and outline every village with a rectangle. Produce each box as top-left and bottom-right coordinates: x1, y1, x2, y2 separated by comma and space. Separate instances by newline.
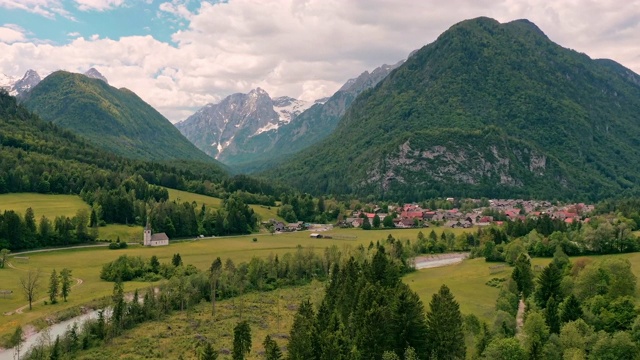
266, 198, 596, 233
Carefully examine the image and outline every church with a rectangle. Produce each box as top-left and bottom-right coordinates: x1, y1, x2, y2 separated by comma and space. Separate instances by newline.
143, 222, 169, 246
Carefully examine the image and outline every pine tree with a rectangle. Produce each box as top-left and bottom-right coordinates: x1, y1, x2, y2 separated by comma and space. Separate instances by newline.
50, 336, 61, 360
426, 284, 466, 359
511, 253, 534, 298
391, 284, 429, 357
560, 294, 583, 323
263, 335, 283, 360
201, 342, 218, 360
287, 300, 317, 360
60, 268, 72, 302
362, 217, 372, 230
48, 269, 59, 304
523, 311, 549, 360
373, 215, 381, 228
545, 297, 560, 334
232, 321, 252, 360
172, 253, 182, 267
534, 262, 563, 308
475, 322, 492, 358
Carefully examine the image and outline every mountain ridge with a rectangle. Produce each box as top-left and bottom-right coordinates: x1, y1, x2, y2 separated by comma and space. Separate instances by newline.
23, 70, 225, 168
261, 17, 640, 201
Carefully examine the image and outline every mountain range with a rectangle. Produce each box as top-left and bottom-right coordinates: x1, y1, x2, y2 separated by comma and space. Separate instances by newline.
176, 61, 403, 171
261, 17, 640, 201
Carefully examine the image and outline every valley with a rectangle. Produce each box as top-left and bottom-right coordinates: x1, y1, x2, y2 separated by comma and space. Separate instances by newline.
1, 12, 640, 360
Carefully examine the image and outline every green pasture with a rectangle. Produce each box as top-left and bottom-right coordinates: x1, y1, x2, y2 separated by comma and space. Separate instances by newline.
0, 193, 90, 219
165, 187, 282, 222
98, 224, 144, 242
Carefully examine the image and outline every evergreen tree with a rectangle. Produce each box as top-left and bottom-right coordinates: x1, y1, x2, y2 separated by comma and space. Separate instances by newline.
426, 284, 466, 359
49, 336, 61, 360
362, 217, 372, 230
534, 262, 563, 308
10, 326, 23, 360
48, 269, 59, 304
60, 268, 72, 302
511, 253, 534, 298
545, 297, 560, 334
172, 253, 182, 267
391, 284, 429, 357
373, 215, 381, 229
201, 342, 218, 360
263, 335, 283, 360
111, 279, 125, 337
232, 320, 252, 360
287, 300, 317, 360
560, 294, 583, 323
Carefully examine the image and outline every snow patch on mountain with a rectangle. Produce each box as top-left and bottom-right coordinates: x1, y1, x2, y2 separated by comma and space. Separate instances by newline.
272, 96, 312, 125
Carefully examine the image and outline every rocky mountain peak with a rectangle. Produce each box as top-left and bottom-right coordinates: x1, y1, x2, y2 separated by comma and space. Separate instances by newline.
12, 69, 42, 97
84, 68, 108, 84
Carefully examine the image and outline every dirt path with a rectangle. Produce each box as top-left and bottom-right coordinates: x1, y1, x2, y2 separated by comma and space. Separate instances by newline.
516, 298, 525, 335
4, 262, 84, 316
10, 244, 110, 256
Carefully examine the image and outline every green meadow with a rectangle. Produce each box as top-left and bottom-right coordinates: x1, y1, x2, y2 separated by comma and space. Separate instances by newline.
0, 193, 90, 219
165, 187, 283, 222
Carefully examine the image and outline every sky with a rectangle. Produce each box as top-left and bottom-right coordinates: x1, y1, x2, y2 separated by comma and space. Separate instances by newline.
0, 0, 639, 123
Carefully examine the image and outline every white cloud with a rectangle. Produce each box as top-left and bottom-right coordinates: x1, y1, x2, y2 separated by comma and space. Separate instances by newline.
73, 0, 125, 11
0, 0, 74, 19
67, 31, 81, 37
0, 24, 26, 43
158, 0, 193, 20
0, 0, 639, 123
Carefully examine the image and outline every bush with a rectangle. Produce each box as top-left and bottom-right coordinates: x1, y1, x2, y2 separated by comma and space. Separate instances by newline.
252, 238, 258, 242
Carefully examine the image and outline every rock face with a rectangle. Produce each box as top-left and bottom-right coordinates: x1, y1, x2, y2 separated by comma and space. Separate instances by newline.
175, 88, 311, 160
177, 60, 403, 170
84, 68, 109, 84
0, 70, 41, 98
262, 17, 640, 201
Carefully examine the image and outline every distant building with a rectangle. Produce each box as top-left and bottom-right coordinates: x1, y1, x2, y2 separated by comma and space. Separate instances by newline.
143, 221, 169, 246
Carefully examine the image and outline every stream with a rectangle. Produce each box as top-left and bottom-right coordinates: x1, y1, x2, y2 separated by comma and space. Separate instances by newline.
0, 309, 109, 360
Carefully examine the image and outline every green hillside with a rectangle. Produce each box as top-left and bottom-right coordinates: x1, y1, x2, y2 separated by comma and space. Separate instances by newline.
23, 71, 222, 165
263, 17, 640, 201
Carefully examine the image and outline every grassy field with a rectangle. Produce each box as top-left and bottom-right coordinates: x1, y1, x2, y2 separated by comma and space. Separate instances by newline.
0, 193, 90, 219
76, 282, 325, 360
98, 224, 144, 242
0, 227, 466, 338
165, 187, 283, 222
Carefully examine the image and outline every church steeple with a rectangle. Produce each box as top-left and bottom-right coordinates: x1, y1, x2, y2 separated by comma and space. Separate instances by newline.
143, 217, 152, 245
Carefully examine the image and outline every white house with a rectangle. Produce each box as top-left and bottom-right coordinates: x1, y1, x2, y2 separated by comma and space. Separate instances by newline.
143, 222, 169, 246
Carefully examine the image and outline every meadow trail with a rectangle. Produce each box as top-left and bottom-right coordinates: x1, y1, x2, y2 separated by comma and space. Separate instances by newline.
516, 298, 525, 335
4, 262, 84, 316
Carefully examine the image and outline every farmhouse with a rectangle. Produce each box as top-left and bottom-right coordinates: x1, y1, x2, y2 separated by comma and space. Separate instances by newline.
143, 222, 169, 246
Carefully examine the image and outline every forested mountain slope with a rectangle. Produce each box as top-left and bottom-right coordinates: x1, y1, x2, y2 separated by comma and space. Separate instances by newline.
23, 71, 224, 166
0, 90, 226, 197
263, 17, 640, 201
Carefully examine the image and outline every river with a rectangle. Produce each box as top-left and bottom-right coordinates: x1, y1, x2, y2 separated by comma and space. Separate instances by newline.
0, 309, 109, 360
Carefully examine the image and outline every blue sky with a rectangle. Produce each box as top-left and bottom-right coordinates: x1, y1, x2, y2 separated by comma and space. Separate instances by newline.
0, 0, 207, 44
0, 1, 638, 122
